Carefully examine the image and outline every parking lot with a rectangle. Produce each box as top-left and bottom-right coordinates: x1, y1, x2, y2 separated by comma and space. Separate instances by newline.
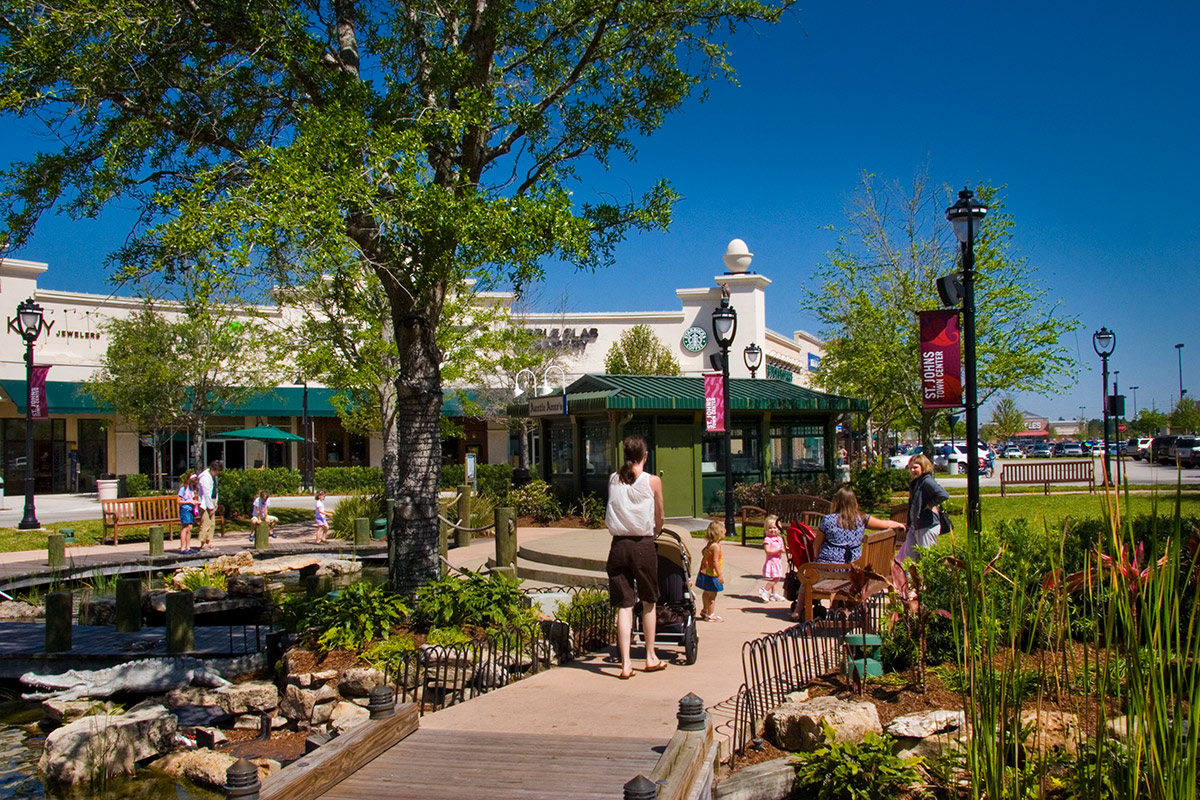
938, 454, 1200, 489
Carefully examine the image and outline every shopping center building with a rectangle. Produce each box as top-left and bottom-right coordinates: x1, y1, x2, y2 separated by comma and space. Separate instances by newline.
1, 245, 847, 502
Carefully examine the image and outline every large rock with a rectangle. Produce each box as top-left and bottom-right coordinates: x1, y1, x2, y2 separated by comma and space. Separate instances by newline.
338, 667, 386, 697
41, 698, 121, 725
242, 555, 325, 576
279, 684, 319, 722
167, 681, 279, 715
39, 705, 178, 785
317, 559, 362, 576
1020, 710, 1080, 756
0, 599, 42, 620
150, 749, 280, 789
330, 701, 371, 733
227, 575, 267, 597
887, 710, 965, 739
765, 695, 881, 752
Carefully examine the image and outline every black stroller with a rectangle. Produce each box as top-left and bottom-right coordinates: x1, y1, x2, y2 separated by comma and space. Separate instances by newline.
632, 525, 699, 664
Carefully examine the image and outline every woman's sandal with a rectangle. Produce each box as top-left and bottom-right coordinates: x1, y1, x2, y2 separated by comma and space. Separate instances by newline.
618, 670, 636, 680
705, 615, 724, 623
643, 662, 668, 672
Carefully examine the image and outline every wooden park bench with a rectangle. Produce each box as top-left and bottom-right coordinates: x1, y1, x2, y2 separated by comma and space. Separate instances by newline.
1000, 460, 1095, 496
796, 528, 896, 623
101, 496, 225, 545
739, 493, 832, 545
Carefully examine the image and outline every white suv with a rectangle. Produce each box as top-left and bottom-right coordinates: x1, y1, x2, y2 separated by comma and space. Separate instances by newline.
887, 445, 922, 470
933, 442, 990, 474
1126, 437, 1152, 460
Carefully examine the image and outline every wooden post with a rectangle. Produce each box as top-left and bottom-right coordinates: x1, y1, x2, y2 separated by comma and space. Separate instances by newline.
254, 521, 269, 550
166, 590, 195, 653
115, 578, 142, 633
455, 485, 472, 548
47, 533, 65, 568
353, 517, 370, 548
494, 507, 517, 578
148, 524, 165, 557
44, 591, 72, 653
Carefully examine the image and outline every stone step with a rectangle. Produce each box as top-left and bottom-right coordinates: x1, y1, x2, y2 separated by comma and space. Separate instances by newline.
488, 555, 608, 588
515, 543, 607, 573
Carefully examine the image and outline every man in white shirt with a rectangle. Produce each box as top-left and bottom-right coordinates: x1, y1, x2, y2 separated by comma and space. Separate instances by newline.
197, 459, 224, 549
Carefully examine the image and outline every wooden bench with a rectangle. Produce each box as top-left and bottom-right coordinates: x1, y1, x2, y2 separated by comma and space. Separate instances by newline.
797, 529, 895, 623
101, 496, 224, 545
999, 460, 1095, 496
739, 493, 832, 545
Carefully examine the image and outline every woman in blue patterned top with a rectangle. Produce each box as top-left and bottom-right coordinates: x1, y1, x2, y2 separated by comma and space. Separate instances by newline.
817, 487, 906, 563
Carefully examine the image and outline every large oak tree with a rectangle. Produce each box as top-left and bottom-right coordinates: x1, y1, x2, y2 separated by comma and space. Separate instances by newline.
0, 0, 791, 592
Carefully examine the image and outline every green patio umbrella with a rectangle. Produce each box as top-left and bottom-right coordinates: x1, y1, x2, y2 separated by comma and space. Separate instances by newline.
210, 425, 307, 469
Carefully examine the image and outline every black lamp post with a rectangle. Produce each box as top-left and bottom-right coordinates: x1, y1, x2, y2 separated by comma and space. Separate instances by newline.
1113, 370, 1123, 487
1092, 327, 1116, 485
743, 343, 762, 379
11, 298, 47, 530
295, 378, 312, 491
712, 286, 738, 540
1129, 386, 1138, 418
1176, 343, 1186, 404
945, 188, 987, 535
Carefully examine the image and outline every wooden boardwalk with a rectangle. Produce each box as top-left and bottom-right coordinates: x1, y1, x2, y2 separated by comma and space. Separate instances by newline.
316, 729, 663, 800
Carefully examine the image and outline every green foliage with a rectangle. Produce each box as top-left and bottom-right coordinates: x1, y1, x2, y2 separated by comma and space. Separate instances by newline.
989, 396, 1027, 444
1131, 408, 1169, 436
1170, 396, 1200, 434
510, 479, 564, 523
603, 324, 681, 375
216, 468, 303, 515
330, 491, 385, 540
849, 467, 910, 509
413, 572, 535, 632
172, 565, 228, 592
361, 633, 417, 670
732, 476, 837, 510
791, 723, 923, 800
122, 473, 153, 497
575, 493, 606, 527
281, 581, 408, 653
313, 467, 384, 495
426, 627, 473, 647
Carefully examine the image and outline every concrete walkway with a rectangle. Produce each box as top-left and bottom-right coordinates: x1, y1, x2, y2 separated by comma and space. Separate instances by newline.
433, 528, 795, 743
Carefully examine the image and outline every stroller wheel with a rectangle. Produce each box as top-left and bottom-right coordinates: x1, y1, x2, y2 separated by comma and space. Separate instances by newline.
684, 621, 699, 665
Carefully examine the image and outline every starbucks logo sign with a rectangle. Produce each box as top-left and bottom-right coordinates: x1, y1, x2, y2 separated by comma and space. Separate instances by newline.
682, 326, 708, 352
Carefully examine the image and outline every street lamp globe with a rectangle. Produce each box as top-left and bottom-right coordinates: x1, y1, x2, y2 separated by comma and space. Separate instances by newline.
16, 298, 44, 340
743, 342, 762, 377
1092, 327, 1116, 358
711, 290, 737, 348
946, 189, 988, 243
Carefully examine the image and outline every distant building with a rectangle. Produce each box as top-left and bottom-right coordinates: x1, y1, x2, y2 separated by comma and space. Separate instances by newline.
1009, 412, 1051, 443
1048, 418, 1085, 438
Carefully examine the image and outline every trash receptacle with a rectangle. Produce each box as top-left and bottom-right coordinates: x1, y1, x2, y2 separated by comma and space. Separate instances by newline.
371, 518, 388, 540
96, 479, 119, 501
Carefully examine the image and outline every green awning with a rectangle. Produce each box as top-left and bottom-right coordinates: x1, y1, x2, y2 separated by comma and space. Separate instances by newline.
509, 374, 866, 416
0, 380, 343, 417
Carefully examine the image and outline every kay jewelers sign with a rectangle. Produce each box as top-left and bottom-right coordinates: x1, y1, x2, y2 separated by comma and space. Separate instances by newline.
529, 395, 568, 416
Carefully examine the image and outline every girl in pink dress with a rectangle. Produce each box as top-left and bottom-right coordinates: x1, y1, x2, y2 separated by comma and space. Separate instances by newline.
757, 515, 786, 602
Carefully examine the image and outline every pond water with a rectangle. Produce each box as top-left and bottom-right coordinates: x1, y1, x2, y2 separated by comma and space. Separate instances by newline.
0, 557, 389, 799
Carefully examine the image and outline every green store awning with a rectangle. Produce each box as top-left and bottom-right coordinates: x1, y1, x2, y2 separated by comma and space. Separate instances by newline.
509, 374, 867, 416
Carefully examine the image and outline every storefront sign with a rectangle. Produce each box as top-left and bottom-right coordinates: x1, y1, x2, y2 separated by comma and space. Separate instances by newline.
30, 365, 50, 420
704, 373, 724, 432
766, 362, 794, 383
918, 310, 962, 409
529, 395, 568, 417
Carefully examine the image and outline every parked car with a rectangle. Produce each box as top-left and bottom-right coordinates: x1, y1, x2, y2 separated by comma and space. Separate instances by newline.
1151, 435, 1179, 465
1060, 442, 1083, 457
1174, 436, 1200, 467
1126, 437, 1153, 460
1030, 443, 1052, 458
933, 442, 990, 474
1002, 445, 1024, 459
887, 445, 922, 470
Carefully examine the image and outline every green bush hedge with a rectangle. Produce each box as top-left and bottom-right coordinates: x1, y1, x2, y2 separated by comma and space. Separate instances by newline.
217, 468, 303, 515
313, 466, 383, 494
731, 475, 837, 510
849, 466, 911, 509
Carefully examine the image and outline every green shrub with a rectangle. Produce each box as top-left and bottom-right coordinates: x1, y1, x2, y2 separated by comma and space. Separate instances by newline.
732, 475, 837, 510
440, 463, 514, 505
313, 466, 384, 494
510, 478, 563, 523
849, 466, 910, 509
575, 493, 606, 527
330, 491, 385, 540
216, 468, 303, 514
413, 571, 535, 631
122, 473, 152, 497
172, 565, 228, 592
791, 723, 922, 800
427, 627, 472, 647
361, 633, 417, 669
280, 580, 408, 653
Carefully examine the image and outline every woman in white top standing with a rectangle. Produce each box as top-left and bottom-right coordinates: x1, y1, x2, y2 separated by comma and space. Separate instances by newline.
605, 435, 668, 680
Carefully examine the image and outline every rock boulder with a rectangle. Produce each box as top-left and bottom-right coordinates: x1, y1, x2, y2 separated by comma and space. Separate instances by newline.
766, 695, 881, 752
39, 705, 178, 785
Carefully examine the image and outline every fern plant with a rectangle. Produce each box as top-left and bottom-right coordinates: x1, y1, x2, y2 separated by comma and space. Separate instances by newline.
791, 723, 923, 800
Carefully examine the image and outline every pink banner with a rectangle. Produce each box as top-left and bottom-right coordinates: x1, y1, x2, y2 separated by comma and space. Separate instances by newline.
704, 373, 725, 432
29, 365, 50, 420
919, 310, 963, 409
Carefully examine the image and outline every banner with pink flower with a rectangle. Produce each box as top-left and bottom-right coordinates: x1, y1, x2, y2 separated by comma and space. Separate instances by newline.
918, 310, 963, 409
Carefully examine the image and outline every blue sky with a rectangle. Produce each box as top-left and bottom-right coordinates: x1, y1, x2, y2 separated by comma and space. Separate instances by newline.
4, 1, 1197, 423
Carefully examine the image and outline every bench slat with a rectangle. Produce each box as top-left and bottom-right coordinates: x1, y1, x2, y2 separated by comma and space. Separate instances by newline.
1000, 460, 1095, 496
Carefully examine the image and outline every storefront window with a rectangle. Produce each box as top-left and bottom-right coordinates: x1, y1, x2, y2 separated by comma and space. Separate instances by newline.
349, 434, 368, 465
770, 424, 825, 476
548, 424, 574, 476
701, 424, 760, 476
583, 422, 611, 476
